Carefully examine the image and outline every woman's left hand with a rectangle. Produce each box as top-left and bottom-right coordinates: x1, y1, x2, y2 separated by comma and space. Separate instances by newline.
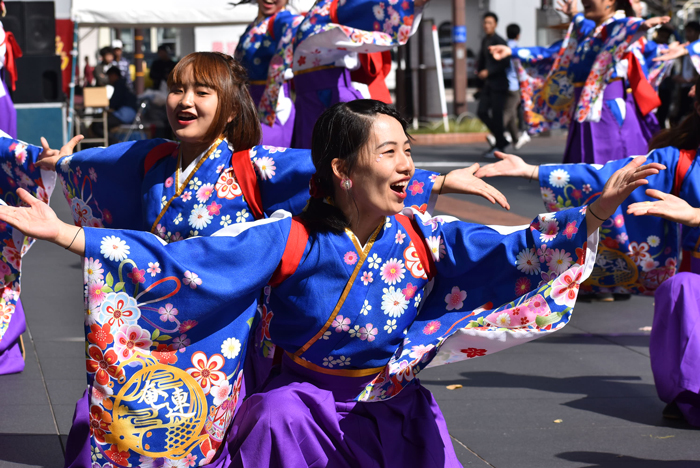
440, 164, 511, 210
653, 41, 690, 62
642, 16, 671, 31
593, 156, 666, 219
627, 189, 700, 227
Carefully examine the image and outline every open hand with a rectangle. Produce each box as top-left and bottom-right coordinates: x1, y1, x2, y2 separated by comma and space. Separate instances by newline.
443, 164, 510, 210
642, 16, 671, 31
594, 156, 666, 219
474, 151, 535, 179
488, 45, 512, 61
37, 135, 84, 171
627, 189, 700, 227
555, 0, 577, 19
653, 42, 689, 62
0, 188, 64, 241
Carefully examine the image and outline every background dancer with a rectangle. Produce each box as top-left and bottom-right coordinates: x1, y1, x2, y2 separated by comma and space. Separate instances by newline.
263, 0, 429, 148
627, 189, 700, 427
489, 0, 669, 164
0, 1, 20, 138
234, 0, 303, 147
475, 79, 700, 298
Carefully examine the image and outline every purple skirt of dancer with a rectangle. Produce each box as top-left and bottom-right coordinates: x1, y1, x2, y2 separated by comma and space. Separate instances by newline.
0, 299, 25, 375
650, 272, 700, 427
249, 81, 296, 148
563, 80, 650, 164
213, 353, 462, 468
0, 75, 17, 139
292, 67, 364, 149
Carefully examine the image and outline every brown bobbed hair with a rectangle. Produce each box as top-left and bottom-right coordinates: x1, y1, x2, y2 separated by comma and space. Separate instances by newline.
168, 52, 262, 150
648, 76, 700, 151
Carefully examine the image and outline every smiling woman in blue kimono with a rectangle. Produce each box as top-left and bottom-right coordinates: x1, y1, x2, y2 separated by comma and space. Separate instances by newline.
3, 55, 504, 465
0, 99, 663, 467
234, 0, 304, 147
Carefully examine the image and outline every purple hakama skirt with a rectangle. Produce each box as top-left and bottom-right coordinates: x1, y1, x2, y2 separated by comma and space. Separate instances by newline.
563, 80, 650, 164
650, 272, 700, 427
214, 353, 462, 468
293, 67, 364, 149
0, 76, 17, 139
249, 82, 296, 148
0, 298, 25, 375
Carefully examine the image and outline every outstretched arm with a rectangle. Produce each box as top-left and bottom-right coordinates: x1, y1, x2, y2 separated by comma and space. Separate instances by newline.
435, 164, 510, 210
0, 188, 85, 255
627, 189, 700, 227
474, 151, 539, 181
586, 156, 666, 236
36, 135, 84, 171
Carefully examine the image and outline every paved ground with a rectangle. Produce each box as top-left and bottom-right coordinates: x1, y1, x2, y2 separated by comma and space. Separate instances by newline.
0, 134, 698, 467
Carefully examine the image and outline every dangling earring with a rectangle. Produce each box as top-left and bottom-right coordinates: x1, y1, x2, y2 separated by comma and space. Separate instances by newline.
341, 178, 353, 190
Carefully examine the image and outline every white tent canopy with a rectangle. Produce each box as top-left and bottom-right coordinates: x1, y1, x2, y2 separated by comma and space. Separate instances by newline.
70, 0, 260, 26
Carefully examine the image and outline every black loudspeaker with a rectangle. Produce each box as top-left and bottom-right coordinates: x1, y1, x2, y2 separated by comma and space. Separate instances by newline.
3, 2, 56, 56
11, 55, 63, 103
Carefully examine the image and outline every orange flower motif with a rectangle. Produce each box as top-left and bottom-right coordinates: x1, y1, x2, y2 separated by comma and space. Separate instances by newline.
89, 405, 112, 443
151, 343, 178, 365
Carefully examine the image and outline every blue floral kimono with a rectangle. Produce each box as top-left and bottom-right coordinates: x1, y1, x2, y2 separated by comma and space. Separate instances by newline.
262, 0, 421, 148
75, 204, 597, 466
0, 134, 56, 375
234, 11, 304, 146
513, 13, 663, 164
538, 146, 700, 295
0, 136, 438, 465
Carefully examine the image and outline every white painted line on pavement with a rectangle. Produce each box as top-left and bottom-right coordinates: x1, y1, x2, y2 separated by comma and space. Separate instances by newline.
414, 161, 478, 167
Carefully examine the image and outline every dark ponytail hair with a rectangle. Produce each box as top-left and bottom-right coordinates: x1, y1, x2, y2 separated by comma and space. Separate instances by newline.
168, 52, 261, 150
299, 99, 410, 233
648, 76, 700, 151
616, 0, 636, 18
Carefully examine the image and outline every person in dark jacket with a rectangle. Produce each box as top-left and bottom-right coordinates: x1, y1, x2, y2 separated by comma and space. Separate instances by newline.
477, 11, 511, 157
150, 44, 176, 91
91, 66, 138, 139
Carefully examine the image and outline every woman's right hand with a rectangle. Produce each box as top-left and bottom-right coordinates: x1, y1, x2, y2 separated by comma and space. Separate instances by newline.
488, 45, 512, 61
37, 135, 84, 171
0, 188, 82, 252
653, 42, 690, 62
474, 151, 537, 180
627, 189, 700, 227
555, 0, 578, 20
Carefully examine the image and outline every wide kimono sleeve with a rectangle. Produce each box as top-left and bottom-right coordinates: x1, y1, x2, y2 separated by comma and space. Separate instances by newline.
679, 155, 700, 258
358, 206, 598, 401
686, 40, 700, 75
79, 212, 291, 465
57, 139, 172, 230
538, 148, 683, 295
0, 136, 57, 346
642, 40, 674, 91
252, 145, 438, 216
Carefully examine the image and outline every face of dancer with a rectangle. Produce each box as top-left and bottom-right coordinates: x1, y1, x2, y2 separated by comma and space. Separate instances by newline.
166, 65, 221, 146
581, 0, 615, 23
483, 16, 497, 36
335, 114, 415, 223
257, 0, 287, 18
630, 0, 643, 17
